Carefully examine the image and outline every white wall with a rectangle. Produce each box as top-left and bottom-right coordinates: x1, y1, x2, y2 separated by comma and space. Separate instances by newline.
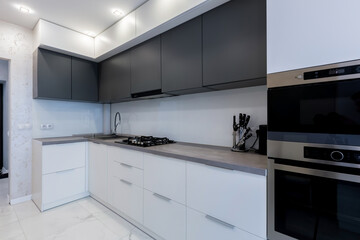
111, 86, 267, 147
0, 20, 33, 200
267, 0, 360, 73
32, 100, 103, 138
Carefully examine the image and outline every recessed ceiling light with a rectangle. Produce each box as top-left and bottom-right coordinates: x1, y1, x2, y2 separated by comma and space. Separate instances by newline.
112, 9, 124, 17
19, 6, 31, 14
84, 31, 96, 37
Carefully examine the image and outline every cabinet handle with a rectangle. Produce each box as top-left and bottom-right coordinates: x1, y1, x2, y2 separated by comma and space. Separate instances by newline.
120, 179, 132, 185
120, 163, 133, 168
153, 193, 171, 202
56, 168, 76, 174
205, 215, 235, 229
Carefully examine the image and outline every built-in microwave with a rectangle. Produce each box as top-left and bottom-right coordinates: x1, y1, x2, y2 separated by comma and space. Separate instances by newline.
267, 60, 360, 240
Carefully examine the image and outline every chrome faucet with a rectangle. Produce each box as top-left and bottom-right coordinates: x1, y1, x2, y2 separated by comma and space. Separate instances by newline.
114, 112, 121, 135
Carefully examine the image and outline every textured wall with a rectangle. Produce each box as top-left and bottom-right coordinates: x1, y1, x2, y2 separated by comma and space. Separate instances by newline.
0, 20, 33, 199
111, 86, 267, 147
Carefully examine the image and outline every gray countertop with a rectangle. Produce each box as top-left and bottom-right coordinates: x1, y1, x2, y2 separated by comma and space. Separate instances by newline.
34, 136, 268, 176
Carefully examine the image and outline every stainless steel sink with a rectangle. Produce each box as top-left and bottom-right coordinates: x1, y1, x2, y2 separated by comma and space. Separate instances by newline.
92, 134, 131, 140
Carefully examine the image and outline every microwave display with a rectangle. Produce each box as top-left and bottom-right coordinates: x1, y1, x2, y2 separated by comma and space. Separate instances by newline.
268, 79, 360, 134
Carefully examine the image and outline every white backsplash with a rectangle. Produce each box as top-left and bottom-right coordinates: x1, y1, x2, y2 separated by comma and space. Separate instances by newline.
111, 86, 267, 147
32, 100, 103, 138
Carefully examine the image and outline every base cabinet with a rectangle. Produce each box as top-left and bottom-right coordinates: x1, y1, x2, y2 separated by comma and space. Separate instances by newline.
144, 189, 186, 240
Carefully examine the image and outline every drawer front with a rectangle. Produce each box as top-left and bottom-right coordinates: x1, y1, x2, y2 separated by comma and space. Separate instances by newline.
108, 146, 143, 169
144, 190, 186, 240
187, 162, 266, 239
43, 142, 86, 174
110, 176, 143, 224
144, 154, 186, 204
187, 208, 264, 240
109, 159, 143, 187
43, 167, 86, 204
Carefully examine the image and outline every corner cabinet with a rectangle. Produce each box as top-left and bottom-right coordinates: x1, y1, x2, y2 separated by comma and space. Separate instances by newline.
33, 48, 98, 102
202, 0, 266, 89
32, 140, 89, 211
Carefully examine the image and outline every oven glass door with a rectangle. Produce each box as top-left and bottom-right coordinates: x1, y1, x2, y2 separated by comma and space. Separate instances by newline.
268, 78, 360, 134
275, 167, 360, 240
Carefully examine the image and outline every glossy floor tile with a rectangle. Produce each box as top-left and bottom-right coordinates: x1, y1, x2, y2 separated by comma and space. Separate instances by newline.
0, 181, 154, 240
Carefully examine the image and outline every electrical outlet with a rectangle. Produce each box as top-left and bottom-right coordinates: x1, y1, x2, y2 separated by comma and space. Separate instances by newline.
40, 124, 47, 130
40, 123, 54, 130
46, 123, 54, 129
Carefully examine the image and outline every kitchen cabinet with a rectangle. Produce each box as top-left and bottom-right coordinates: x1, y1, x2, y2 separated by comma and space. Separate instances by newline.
32, 141, 88, 211
130, 36, 161, 95
33, 48, 72, 100
99, 52, 131, 103
33, 48, 99, 102
202, 0, 266, 89
144, 189, 186, 240
71, 57, 98, 102
186, 161, 267, 239
88, 142, 108, 202
161, 17, 206, 95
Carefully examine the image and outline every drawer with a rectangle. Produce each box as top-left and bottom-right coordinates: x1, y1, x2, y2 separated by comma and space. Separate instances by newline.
187, 162, 266, 238
109, 159, 143, 187
144, 189, 186, 240
187, 208, 264, 240
144, 154, 185, 204
43, 167, 86, 204
43, 142, 86, 174
108, 146, 143, 169
109, 176, 143, 224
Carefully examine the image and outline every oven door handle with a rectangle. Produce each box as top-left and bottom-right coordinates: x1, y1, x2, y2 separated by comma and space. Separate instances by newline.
274, 163, 360, 183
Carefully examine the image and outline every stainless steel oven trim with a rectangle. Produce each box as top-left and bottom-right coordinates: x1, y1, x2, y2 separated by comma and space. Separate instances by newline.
267, 59, 360, 88
268, 140, 360, 169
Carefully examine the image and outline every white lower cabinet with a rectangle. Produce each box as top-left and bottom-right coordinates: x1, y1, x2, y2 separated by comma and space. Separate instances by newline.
110, 176, 143, 224
187, 208, 264, 240
144, 189, 186, 240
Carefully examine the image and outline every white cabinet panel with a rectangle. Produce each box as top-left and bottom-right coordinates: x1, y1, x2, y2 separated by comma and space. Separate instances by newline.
109, 176, 143, 224
108, 146, 143, 169
88, 142, 108, 202
187, 162, 266, 239
187, 208, 264, 240
43, 167, 86, 204
109, 159, 143, 187
43, 142, 86, 174
144, 154, 185, 204
267, 0, 360, 73
144, 190, 186, 240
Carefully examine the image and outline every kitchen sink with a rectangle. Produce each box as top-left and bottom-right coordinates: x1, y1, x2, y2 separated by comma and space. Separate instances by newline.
92, 134, 131, 140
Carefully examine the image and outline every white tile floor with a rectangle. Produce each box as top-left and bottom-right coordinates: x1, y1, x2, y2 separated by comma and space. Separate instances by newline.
0, 178, 154, 240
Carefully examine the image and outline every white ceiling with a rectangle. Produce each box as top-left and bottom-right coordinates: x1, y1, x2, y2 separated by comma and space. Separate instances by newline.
0, 0, 148, 36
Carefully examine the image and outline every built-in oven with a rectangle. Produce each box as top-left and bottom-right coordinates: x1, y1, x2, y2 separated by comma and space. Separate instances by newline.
267, 60, 360, 240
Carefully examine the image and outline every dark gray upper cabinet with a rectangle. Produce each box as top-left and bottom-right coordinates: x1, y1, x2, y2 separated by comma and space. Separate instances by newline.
71, 57, 98, 102
202, 0, 266, 88
130, 36, 161, 94
99, 52, 131, 103
34, 48, 71, 100
161, 17, 204, 94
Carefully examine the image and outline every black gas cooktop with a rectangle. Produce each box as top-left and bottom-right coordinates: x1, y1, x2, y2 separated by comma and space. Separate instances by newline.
117, 136, 175, 147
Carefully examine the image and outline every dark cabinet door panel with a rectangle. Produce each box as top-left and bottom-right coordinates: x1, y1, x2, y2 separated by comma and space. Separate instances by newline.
131, 36, 161, 94
203, 0, 266, 86
161, 17, 203, 93
35, 48, 72, 99
72, 57, 98, 102
99, 52, 131, 103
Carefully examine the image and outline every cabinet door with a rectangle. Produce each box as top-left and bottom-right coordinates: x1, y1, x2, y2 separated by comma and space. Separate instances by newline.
71, 57, 98, 102
99, 52, 131, 103
130, 36, 161, 94
144, 189, 186, 240
88, 142, 108, 202
187, 208, 264, 240
187, 162, 267, 239
34, 48, 71, 99
161, 17, 202, 93
202, 0, 266, 87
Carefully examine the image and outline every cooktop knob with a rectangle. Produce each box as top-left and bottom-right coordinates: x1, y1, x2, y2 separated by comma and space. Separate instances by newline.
330, 150, 344, 161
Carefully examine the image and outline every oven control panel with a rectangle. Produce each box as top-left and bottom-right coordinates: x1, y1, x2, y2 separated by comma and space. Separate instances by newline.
304, 146, 360, 164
